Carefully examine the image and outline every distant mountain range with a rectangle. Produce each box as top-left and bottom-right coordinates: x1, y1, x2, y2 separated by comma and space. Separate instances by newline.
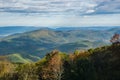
0, 26, 119, 37
0, 26, 42, 38
0, 26, 120, 62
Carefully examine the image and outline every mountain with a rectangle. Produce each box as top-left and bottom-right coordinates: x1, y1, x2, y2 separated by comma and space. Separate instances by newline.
55, 26, 118, 31
0, 26, 120, 62
0, 26, 46, 38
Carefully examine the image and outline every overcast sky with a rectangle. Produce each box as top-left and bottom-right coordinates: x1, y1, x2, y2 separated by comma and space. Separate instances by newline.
0, 0, 120, 27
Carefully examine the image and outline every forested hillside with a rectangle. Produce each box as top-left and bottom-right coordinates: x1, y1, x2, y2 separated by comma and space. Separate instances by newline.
0, 27, 120, 62
0, 44, 120, 80
0, 28, 114, 62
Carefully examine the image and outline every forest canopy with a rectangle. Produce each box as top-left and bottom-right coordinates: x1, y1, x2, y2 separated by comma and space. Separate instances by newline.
0, 44, 120, 80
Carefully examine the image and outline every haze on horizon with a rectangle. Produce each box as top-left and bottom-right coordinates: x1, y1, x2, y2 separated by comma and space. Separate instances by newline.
0, 0, 120, 27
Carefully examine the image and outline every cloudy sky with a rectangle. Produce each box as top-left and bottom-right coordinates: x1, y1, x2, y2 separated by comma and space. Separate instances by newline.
0, 0, 120, 27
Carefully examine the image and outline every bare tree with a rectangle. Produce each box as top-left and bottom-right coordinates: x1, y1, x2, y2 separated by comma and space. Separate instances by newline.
110, 33, 120, 44
41, 50, 64, 80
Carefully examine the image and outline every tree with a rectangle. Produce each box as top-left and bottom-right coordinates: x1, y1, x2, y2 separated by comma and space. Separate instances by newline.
0, 56, 16, 80
41, 50, 64, 80
110, 33, 120, 44
16, 63, 38, 80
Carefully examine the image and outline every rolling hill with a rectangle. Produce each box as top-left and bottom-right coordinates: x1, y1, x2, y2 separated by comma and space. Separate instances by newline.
0, 26, 119, 62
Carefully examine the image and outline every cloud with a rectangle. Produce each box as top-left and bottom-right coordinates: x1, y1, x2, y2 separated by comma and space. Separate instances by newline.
0, 12, 120, 27
1, 0, 119, 16
94, 0, 120, 14
86, 10, 95, 13
0, 0, 120, 27
0, 0, 99, 15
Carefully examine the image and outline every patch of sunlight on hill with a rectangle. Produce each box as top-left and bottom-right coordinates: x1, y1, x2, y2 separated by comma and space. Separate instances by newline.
6, 54, 32, 63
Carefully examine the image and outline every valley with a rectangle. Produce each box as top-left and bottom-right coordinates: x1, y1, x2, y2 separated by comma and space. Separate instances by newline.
0, 26, 119, 62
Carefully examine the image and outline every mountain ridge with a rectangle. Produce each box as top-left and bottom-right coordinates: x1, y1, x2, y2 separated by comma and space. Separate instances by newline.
0, 27, 120, 62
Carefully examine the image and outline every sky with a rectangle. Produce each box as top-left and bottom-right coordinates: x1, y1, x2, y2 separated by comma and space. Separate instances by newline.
0, 0, 120, 27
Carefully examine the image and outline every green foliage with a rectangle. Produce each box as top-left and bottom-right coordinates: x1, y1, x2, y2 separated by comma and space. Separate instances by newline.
0, 44, 120, 80
63, 58, 96, 80
16, 63, 39, 80
7, 54, 32, 63
0, 29, 110, 61
0, 61, 16, 80
74, 50, 80, 55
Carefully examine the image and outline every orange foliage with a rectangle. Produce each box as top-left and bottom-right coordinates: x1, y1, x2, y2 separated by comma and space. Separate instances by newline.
41, 51, 64, 80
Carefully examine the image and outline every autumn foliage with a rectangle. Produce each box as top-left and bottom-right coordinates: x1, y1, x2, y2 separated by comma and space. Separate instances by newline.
0, 44, 120, 80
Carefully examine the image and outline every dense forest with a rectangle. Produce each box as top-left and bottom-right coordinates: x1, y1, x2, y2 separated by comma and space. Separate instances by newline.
1, 27, 120, 63
0, 43, 120, 80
